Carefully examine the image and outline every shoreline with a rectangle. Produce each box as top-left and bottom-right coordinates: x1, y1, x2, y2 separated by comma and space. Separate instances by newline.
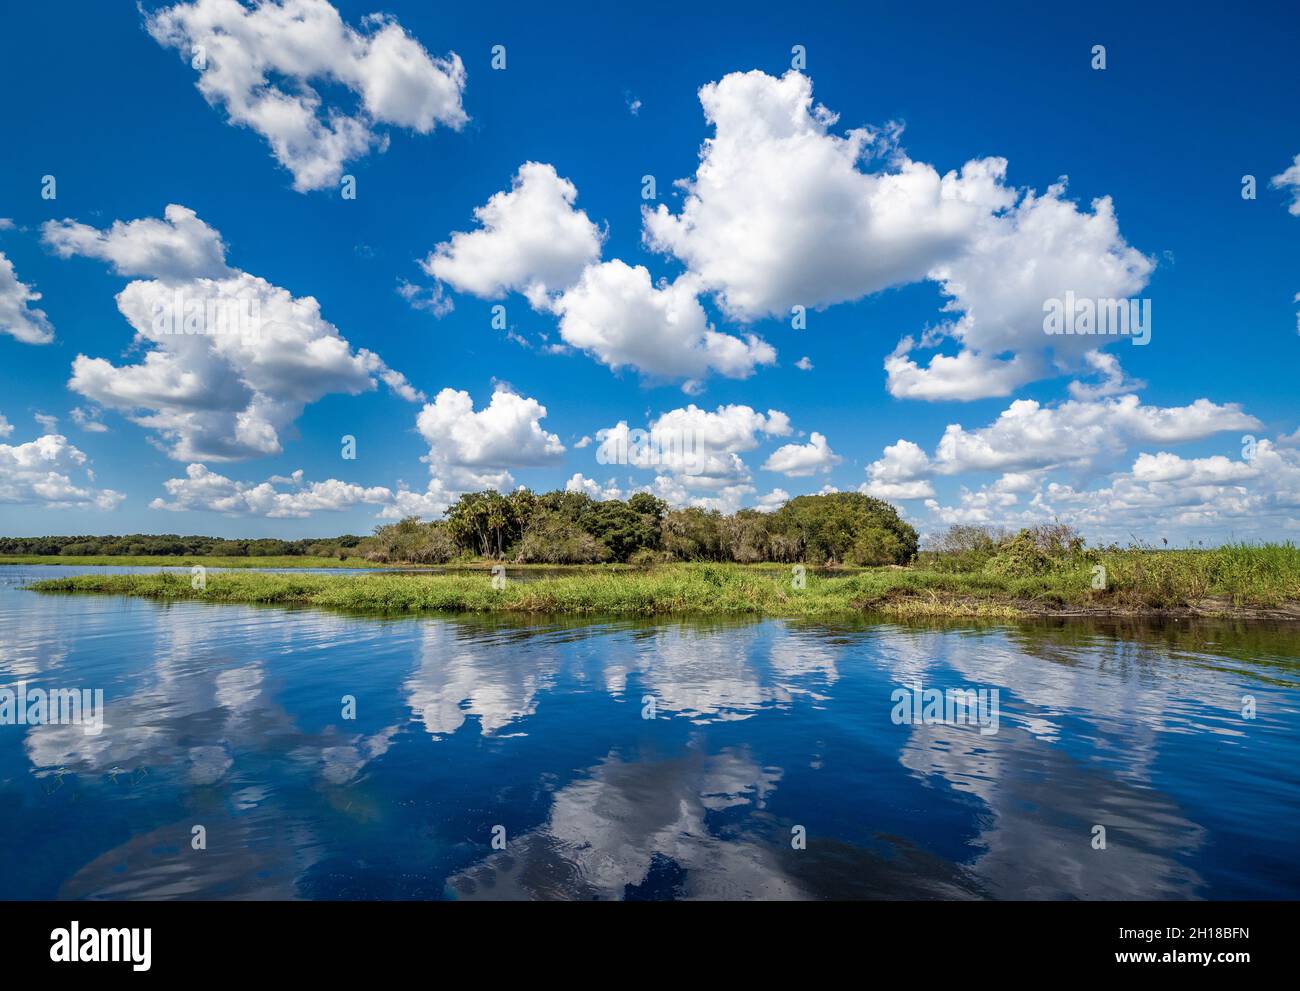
25, 566, 1300, 622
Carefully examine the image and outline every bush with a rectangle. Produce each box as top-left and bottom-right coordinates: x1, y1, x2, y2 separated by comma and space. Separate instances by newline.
846, 529, 905, 566
920, 524, 1010, 572
984, 524, 1090, 577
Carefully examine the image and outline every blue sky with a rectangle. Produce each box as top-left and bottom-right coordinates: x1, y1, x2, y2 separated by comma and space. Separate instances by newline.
1, 0, 1297, 542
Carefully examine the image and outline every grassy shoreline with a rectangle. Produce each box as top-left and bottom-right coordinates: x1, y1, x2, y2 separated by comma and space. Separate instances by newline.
27, 555, 1300, 620
0, 554, 655, 571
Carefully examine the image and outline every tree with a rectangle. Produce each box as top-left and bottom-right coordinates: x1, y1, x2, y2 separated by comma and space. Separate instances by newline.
445, 490, 522, 557
770, 492, 917, 565
661, 508, 727, 561
514, 509, 611, 563
723, 511, 771, 563
581, 500, 661, 562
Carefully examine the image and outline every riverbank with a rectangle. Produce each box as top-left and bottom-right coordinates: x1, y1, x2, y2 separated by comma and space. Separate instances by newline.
0, 554, 653, 571
27, 556, 1300, 619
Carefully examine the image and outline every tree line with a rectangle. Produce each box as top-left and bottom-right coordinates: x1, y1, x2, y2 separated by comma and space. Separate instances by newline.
365, 489, 919, 565
4, 490, 920, 566
0, 533, 365, 558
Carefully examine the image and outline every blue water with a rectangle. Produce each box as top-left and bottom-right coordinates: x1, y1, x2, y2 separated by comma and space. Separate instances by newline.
1, 565, 1297, 900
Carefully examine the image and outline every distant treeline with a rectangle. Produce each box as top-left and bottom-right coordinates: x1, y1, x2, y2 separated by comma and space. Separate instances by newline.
0, 534, 364, 558
3, 489, 921, 567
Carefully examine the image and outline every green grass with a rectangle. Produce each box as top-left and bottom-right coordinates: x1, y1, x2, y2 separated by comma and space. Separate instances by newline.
26, 545, 1300, 619
0, 554, 652, 571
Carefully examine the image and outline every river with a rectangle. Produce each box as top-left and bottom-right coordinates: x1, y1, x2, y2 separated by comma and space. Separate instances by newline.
1, 565, 1296, 900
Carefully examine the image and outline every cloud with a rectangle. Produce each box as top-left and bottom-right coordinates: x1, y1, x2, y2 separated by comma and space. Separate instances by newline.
640, 474, 756, 514
640, 69, 1151, 400
643, 70, 1010, 322
0, 251, 55, 344
862, 440, 935, 499
428, 163, 776, 386
891, 181, 1154, 399
1271, 153, 1300, 216
373, 480, 459, 520
145, 0, 467, 191
354, 387, 569, 521
593, 404, 797, 512
888, 404, 1291, 540
43, 204, 420, 461
932, 439, 1300, 540
43, 204, 230, 281
761, 431, 841, 477
1067, 350, 1146, 400
565, 472, 623, 501
923, 473, 1028, 526
595, 403, 791, 483
794, 356, 813, 371
883, 341, 1029, 402
416, 386, 564, 491
423, 162, 603, 309
928, 394, 1259, 476
1129, 451, 1259, 485
866, 392, 1262, 521
0, 431, 123, 510
396, 278, 453, 317
151, 463, 394, 517
554, 262, 774, 384
0, 414, 11, 438
70, 407, 109, 433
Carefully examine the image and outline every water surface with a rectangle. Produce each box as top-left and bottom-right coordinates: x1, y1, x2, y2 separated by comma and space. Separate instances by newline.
2, 565, 1297, 900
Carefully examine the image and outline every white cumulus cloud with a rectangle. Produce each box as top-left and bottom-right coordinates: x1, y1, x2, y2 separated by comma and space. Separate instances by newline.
416, 386, 564, 491
151, 463, 394, 517
0, 251, 55, 344
43, 205, 421, 462
1271, 153, 1300, 216
762, 431, 841, 477
641, 69, 1152, 401
145, 0, 467, 192
0, 430, 123, 510
423, 162, 603, 309
554, 262, 774, 384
